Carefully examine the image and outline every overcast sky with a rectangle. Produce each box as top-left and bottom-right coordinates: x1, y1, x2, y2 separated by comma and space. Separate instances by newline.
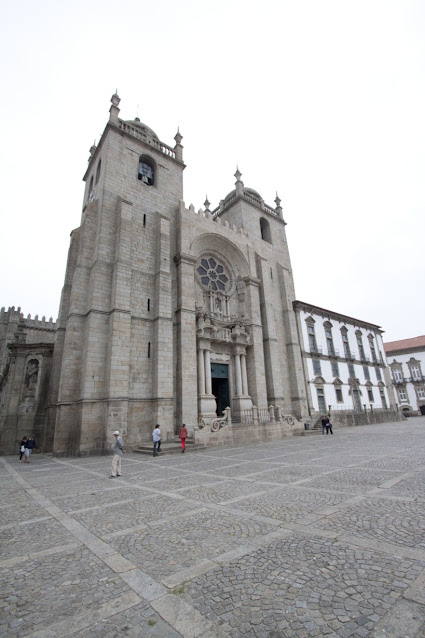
1, 0, 424, 343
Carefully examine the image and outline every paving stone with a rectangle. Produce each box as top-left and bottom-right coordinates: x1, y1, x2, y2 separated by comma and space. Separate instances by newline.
1, 420, 425, 638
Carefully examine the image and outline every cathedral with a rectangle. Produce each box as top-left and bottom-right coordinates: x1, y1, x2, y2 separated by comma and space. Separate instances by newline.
0, 94, 398, 455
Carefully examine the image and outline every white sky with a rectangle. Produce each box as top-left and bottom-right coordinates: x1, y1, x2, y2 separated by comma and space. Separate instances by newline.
1, 0, 424, 343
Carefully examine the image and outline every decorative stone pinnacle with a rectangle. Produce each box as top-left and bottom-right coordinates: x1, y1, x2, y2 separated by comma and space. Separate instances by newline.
174, 128, 183, 145
204, 196, 210, 211
234, 167, 242, 182
275, 193, 281, 208
111, 92, 120, 107
89, 142, 97, 157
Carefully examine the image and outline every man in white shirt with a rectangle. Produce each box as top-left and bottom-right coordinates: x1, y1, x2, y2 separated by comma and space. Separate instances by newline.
110, 431, 125, 478
152, 425, 161, 457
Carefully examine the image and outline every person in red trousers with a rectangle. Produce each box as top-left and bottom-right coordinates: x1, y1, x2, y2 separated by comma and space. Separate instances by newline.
179, 424, 188, 453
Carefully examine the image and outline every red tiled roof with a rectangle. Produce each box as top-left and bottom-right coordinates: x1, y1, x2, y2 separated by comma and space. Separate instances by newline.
384, 335, 425, 353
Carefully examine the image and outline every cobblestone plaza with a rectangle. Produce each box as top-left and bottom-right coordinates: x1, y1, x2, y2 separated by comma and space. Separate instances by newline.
1, 419, 425, 638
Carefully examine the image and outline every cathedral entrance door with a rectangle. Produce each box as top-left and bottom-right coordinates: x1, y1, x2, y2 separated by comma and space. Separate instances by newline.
211, 363, 230, 417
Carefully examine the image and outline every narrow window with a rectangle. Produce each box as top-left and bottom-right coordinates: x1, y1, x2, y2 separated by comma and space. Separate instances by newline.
375, 367, 382, 381
147, 299, 150, 312
341, 329, 352, 358
356, 332, 366, 361
143, 214, 146, 227
331, 361, 339, 377
325, 328, 335, 356
313, 359, 321, 375
307, 321, 318, 353
367, 388, 374, 402
88, 176, 94, 201
335, 388, 343, 402
148, 342, 151, 358
369, 336, 377, 363
95, 159, 101, 184
270, 267, 273, 279
348, 363, 356, 379
380, 389, 387, 409
363, 366, 370, 381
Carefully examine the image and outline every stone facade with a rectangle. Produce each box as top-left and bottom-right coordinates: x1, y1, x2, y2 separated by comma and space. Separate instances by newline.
384, 335, 425, 417
0, 94, 399, 455
0, 307, 56, 452
293, 301, 398, 427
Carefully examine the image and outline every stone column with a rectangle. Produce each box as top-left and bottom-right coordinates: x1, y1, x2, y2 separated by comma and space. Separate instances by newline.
241, 354, 248, 395
198, 348, 205, 395
204, 349, 212, 395
235, 353, 243, 395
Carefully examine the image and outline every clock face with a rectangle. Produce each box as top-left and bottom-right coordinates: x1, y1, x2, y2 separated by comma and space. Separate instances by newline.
196, 256, 229, 292
138, 162, 154, 185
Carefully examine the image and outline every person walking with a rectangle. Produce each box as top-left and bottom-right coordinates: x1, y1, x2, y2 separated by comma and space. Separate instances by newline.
19, 436, 27, 462
326, 421, 333, 435
152, 425, 161, 457
179, 424, 188, 453
321, 417, 328, 435
24, 436, 36, 463
110, 431, 125, 478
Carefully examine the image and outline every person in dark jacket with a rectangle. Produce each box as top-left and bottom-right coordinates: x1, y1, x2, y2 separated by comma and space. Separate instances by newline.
24, 436, 36, 463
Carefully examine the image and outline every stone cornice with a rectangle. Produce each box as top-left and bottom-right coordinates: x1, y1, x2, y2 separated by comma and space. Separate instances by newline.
293, 300, 382, 333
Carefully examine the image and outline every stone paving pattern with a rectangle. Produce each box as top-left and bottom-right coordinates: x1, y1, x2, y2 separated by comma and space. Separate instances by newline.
1, 419, 425, 638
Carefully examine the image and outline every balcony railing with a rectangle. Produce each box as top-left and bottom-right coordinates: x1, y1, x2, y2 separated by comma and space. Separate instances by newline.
404, 375, 425, 384
309, 345, 323, 354
327, 347, 340, 357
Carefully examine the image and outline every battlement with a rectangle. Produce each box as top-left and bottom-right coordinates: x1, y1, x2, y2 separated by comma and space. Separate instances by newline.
0, 306, 56, 331
179, 200, 249, 238
118, 120, 177, 160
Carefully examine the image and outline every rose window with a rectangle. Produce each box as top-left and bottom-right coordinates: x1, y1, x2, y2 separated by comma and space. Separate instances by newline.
197, 257, 229, 292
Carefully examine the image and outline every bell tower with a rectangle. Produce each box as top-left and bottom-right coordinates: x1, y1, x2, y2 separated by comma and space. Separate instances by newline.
51, 94, 185, 455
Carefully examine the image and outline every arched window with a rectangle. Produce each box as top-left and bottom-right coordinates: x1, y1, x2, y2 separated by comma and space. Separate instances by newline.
95, 159, 101, 184
260, 217, 272, 243
138, 155, 156, 186
341, 327, 352, 359
306, 317, 318, 353
356, 330, 366, 361
324, 321, 335, 356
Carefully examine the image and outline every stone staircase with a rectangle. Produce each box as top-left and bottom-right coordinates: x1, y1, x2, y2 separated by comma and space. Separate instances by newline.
132, 436, 206, 456
303, 419, 323, 435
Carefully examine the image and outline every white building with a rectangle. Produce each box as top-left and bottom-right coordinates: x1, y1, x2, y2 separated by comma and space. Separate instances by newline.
294, 301, 396, 424
384, 336, 425, 417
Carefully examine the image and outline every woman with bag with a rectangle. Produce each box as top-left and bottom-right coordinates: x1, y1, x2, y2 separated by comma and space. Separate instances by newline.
19, 436, 27, 462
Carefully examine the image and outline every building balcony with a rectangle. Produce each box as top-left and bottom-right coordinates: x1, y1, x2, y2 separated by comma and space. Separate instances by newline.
309, 346, 323, 355
327, 348, 340, 357
405, 375, 425, 384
